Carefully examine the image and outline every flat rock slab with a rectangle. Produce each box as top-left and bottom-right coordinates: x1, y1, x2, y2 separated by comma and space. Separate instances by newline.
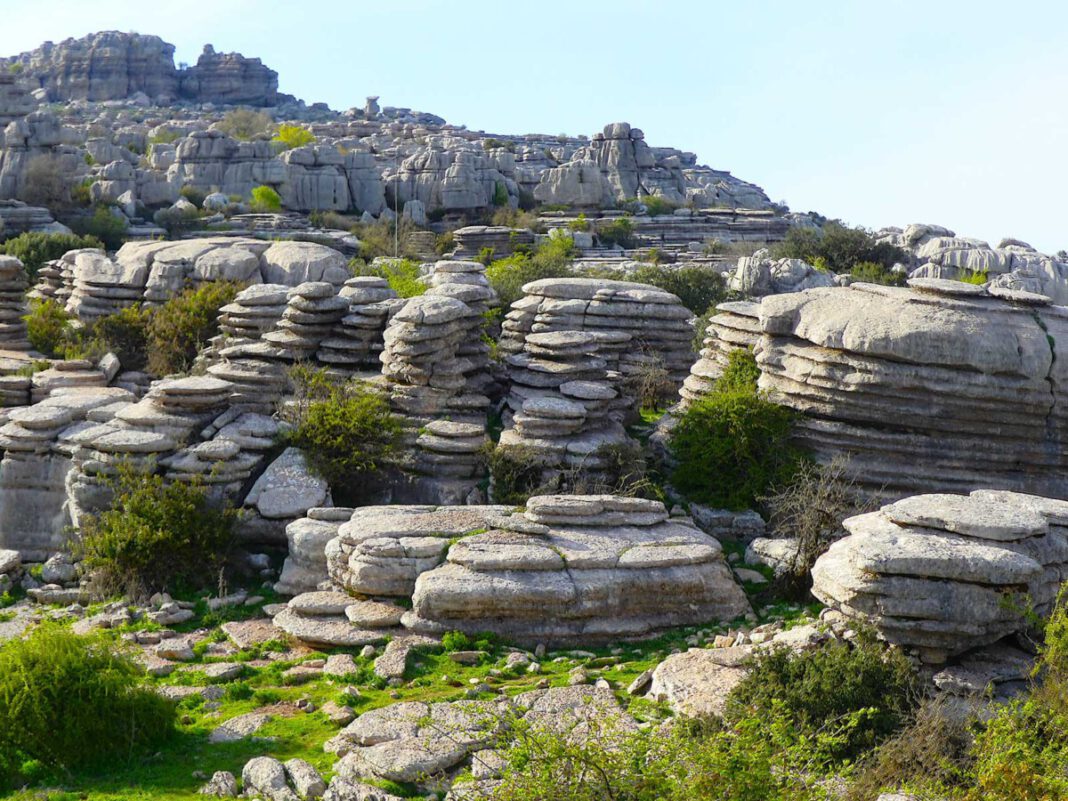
209, 711, 272, 743
221, 618, 287, 649
273, 607, 390, 648
647, 646, 752, 717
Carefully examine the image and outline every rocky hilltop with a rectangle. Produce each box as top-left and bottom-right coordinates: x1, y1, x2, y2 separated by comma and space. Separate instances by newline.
0, 31, 280, 106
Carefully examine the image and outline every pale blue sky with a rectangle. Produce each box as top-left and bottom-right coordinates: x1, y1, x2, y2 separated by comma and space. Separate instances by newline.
3, 1, 1066, 252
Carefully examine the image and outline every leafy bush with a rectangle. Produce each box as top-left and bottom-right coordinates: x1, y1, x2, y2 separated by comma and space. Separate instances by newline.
0, 625, 175, 789
772, 221, 906, 272
68, 205, 129, 250
272, 124, 315, 151
727, 633, 917, 763
351, 257, 426, 298
625, 263, 727, 315
597, 216, 636, 248
850, 260, 905, 286
567, 213, 590, 232
24, 298, 74, 357
670, 350, 802, 509
0, 231, 102, 281
489, 444, 549, 505
284, 375, 402, 505
638, 195, 678, 216
178, 185, 207, 208
958, 268, 989, 285
492, 181, 509, 207
20, 154, 72, 209
153, 203, 201, 235
92, 303, 152, 371
250, 185, 283, 213
76, 469, 238, 598
486, 235, 576, 308
145, 281, 240, 375
351, 217, 419, 260
489, 206, 540, 231
217, 108, 275, 140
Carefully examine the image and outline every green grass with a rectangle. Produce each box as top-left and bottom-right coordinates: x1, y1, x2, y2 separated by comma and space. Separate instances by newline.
2, 570, 823, 800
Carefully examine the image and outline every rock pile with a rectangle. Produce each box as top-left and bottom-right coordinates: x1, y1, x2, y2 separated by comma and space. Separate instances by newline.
754, 281, 1068, 498
0, 257, 30, 350
316, 276, 401, 376
216, 283, 290, 345
275, 507, 354, 596
261, 282, 350, 361
729, 249, 837, 297
322, 496, 749, 646
812, 490, 1068, 662
679, 300, 760, 403
499, 277, 695, 392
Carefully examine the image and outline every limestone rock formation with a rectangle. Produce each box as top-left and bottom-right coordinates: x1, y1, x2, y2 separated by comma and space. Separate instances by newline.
753, 280, 1068, 499
729, 249, 836, 297
322, 495, 749, 647
178, 45, 279, 106
812, 490, 1068, 662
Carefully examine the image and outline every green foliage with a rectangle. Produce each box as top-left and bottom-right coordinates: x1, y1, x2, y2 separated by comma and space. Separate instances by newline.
145, 281, 240, 376
492, 181, 510, 207
351, 257, 427, 298
727, 634, 917, 763
250, 184, 283, 213
0, 231, 102, 281
24, 298, 73, 357
486, 235, 576, 308
958, 268, 989, 285
638, 195, 678, 216
670, 350, 802, 509
625, 263, 727, 315
178, 185, 207, 208
20, 154, 72, 209
351, 217, 419, 260
76, 469, 238, 599
490, 206, 540, 231
850, 260, 905, 286
434, 230, 455, 255
272, 124, 316, 151
439, 630, 496, 653
567, 213, 590, 232
772, 221, 906, 272
493, 708, 832, 801
284, 374, 402, 505
597, 216, 636, 248
69, 205, 129, 250
717, 347, 762, 392
217, 108, 275, 140
153, 203, 201, 235
488, 444, 547, 505
0, 625, 175, 789
147, 128, 179, 147
91, 303, 152, 371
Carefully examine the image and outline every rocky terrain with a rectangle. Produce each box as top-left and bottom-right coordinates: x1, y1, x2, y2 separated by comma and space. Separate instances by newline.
0, 26, 1067, 801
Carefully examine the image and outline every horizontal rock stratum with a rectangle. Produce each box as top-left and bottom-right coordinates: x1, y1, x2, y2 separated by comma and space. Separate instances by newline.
753, 279, 1068, 499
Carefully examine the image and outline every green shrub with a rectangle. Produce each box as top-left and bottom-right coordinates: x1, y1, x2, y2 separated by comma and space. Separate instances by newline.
670, 350, 801, 509
217, 108, 275, 140
850, 260, 905, 286
567, 213, 590, 232
153, 203, 201, 235
597, 216, 636, 248
178, 185, 207, 208
24, 298, 74, 357
717, 347, 762, 392
727, 634, 917, 763
0, 231, 102, 281
486, 235, 576, 308
250, 185, 282, 213
352, 257, 426, 298
92, 303, 152, 371
68, 205, 129, 250
0, 625, 175, 789
146, 281, 240, 375
492, 181, 509, 207
625, 263, 727, 315
772, 221, 906, 272
958, 269, 989, 285
489, 444, 548, 505
284, 376, 402, 505
76, 469, 237, 598
638, 195, 678, 216
272, 124, 315, 151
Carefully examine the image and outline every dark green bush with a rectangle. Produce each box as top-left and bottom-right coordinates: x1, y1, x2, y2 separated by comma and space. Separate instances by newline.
24, 298, 74, 357
284, 375, 402, 505
0, 231, 102, 281
486, 235, 576, 308
217, 108, 275, 140
727, 634, 917, 763
850, 260, 905, 286
0, 624, 175, 789
146, 281, 240, 375
625, 263, 727, 315
153, 203, 201, 235
492, 181, 509, 207
670, 351, 801, 509
92, 303, 152, 371
76, 469, 237, 598
68, 205, 129, 250
597, 216, 636, 248
489, 444, 548, 504
771, 221, 906, 272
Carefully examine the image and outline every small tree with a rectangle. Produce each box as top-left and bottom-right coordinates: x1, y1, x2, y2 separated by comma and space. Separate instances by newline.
272, 124, 315, 150
146, 281, 240, 375
24, 298, 74, 357
217, 107, 275, 140
250, 185, 282, 213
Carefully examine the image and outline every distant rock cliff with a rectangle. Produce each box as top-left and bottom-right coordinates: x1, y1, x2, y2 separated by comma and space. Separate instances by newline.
0, 31, 280, 106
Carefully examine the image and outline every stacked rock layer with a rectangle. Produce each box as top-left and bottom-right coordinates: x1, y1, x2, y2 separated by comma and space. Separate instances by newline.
812, 490, 1068, 662
679, 300, 761, 404
752, 280, 1068, 498
324, 495, 750, 646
